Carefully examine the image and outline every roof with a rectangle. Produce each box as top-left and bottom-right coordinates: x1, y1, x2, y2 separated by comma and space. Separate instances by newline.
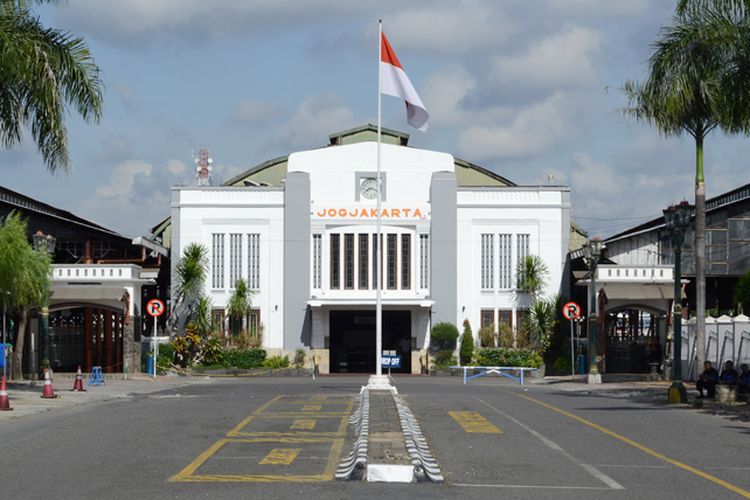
224, 124, 516, 189
605, 181, 750, 244
0, 184, 126, 239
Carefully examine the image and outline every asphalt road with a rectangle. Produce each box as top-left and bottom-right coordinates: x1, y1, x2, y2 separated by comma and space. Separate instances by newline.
0, 376, 748, 499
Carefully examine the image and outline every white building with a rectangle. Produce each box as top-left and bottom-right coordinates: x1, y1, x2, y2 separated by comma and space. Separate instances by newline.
169, 126, 571, 373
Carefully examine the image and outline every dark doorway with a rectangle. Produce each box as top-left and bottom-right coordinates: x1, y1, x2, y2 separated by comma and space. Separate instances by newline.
329, 310, 411, 373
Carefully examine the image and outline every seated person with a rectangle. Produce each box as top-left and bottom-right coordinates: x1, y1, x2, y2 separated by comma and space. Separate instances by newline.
738, 364, 750, 395
696, 361, 719, 398
719, 360, 739, 385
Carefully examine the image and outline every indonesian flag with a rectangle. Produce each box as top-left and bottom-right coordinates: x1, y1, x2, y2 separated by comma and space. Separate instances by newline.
379, 32, 429, 132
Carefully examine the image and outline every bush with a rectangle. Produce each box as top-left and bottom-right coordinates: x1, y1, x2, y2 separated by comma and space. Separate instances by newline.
262, 355, 290, 369
478, 324, 495, 347
498, 322, 514, 348
222, 348, 266, 369
156, 343, 174, 372
459, 320, 474, 366
200, 335, 224, 365
430, 322, 459, 351
432, 350, 457, 370
293, 348, 306, 369
474, 348, 543, 368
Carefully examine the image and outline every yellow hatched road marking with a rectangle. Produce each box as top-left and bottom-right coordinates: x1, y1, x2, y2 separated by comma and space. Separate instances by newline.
302, 404, 322, 411
291, 419, 317, 430
259, 448, 301, 465
449, 411, 502, 434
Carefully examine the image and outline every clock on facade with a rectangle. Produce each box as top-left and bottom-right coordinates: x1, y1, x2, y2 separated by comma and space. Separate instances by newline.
360, 177, 378, 200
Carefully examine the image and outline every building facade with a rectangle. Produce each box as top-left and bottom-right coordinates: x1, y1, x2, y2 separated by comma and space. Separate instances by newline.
170, 126, 570, 373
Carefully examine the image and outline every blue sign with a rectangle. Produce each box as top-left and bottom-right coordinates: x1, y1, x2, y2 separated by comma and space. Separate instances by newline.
382, 355, 401, 369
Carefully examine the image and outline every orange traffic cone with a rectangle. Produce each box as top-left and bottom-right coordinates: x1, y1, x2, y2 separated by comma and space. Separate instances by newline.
41, 368, 58, 399
71, 366, 86, 392
0, 375, 12, 411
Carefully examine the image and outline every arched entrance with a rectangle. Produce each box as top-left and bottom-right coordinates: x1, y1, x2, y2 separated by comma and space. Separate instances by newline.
48, 304, 125, 372
604, 305, 666, 373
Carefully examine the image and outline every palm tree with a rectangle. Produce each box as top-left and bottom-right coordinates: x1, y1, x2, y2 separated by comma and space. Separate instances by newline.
227, 278, 254, 339
0, 1, 103, 172
623, 2, 750, 372
0, 211, 51, 378
172, 243, 208, 335
522, 296, 560, 354
516, 255, 549, 300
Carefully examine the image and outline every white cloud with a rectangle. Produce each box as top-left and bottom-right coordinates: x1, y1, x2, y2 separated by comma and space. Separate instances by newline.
385, 3, 514, 53
456, 91, 572, 160
167, 160, 186, 175
491, 26, 602, 89
267, 94, 355, 152
95, 160, 152, 198
421, 66, 477, 125
231, 99, 283, 125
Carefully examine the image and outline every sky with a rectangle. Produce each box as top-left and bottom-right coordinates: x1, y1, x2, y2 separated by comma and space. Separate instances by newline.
3, 0, 750, 239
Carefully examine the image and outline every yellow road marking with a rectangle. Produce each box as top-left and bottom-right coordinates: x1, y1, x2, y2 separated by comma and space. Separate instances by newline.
513, 392, 750, 499
291, 419, 317, 430
302, 404, 322, 411
171, 395, 355, 483
449, 411, 502, 434
260, 448, 301, 465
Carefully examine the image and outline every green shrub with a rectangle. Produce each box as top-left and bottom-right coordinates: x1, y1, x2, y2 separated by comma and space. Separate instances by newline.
432, 350, 457, 370
293, 348, 306, 369
474, 348, 543, 368
459, 320, 474, 366
498, 322, 514, 348
430, 322, 459, 351
478, 324, 495, 347
200, 335, 224, 365
262, 355, 290, 369
222, 348, 266, 369
156, 343, 175, 372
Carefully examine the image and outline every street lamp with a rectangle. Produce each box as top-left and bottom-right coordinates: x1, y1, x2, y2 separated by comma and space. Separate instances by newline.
583, 237, 604, 384
33, 230, 56, 369
663, 201, 692, 404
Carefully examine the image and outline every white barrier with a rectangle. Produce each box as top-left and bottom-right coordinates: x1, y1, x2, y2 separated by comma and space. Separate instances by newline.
682, 314, 750, 379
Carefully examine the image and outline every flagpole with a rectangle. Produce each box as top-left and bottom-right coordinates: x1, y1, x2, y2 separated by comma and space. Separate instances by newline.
375, 19, 383, 377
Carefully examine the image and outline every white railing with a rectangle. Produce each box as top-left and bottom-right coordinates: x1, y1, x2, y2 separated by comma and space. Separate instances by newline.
596, 265, 673, 282
52, 264, 142, 282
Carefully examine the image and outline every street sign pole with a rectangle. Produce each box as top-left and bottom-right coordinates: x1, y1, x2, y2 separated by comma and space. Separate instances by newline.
570, 319, 575, 379
153, 314, 157, 380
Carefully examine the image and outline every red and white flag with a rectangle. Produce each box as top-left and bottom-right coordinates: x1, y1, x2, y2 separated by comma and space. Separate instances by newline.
379, 32, 429, 132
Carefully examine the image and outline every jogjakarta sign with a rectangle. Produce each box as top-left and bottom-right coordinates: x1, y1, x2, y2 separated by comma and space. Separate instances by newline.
313, 206, 429, 220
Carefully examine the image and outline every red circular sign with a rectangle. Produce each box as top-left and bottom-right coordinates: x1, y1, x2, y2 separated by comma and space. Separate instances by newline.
562, 301, 581, 320
146, 298, 165, 317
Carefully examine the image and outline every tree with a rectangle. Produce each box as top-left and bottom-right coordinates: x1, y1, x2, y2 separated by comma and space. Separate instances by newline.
172, 243, 208, 335
0, 211, 51, 378
0, 0, 103, 172
227, 278, 254, 339
622, 2, 750, 371
459, 319, 474, 366
734, 271, 750, 314
516, 255, 549, 300
522, 296, 561, 354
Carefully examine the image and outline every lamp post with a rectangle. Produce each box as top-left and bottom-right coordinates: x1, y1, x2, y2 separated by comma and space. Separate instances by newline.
32, 230, 56, 369
663, 201, 692, 404
583, 237, 604, 384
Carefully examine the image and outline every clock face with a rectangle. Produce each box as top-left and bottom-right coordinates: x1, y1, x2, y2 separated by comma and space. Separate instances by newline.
360, 177, 378, 200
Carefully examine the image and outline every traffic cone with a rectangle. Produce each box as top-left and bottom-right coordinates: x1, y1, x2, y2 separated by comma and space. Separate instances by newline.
0, 376, 12, 411
41, 368, 58, 399
71, 366, 86, 392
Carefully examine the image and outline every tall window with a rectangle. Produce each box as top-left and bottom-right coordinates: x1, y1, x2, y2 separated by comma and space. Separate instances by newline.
211, 233, 224, 289
517, 234, 530, 264
420, 234, 430, 289
247, 233, 260, 289
481, 233, 494, 290
229, 233, 242, 288
330, 234, 340, 289
387, 234, 397, 289
498, 234, 512, 289
312, 234, 322, 289
344, 233, 355, 289
358, 234, 368, 289
372, 234, 381, 290
480, 310, 494, 330
401, 234, 411, 289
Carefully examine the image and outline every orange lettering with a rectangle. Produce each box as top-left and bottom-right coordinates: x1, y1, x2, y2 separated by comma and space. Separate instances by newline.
391, 208, 401, 218
316, 209, 326, 217
338, 208, 347, 217
349, 209, 358, 217
370, 209, 377, 217
360, 210, 369, 218
414, 208, 423, 218
327, 209, 337, 217
403, 208, 411, 217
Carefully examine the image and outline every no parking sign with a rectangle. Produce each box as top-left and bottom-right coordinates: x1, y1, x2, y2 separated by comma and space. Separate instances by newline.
562, 301, 581, 321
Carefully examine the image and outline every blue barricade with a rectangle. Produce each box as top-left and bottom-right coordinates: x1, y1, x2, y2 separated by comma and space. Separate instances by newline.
88, 366, 104, 386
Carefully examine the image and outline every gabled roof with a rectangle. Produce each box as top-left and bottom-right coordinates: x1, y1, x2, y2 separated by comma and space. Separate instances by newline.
604, 181, 750, 244
0, 184, 125, 239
